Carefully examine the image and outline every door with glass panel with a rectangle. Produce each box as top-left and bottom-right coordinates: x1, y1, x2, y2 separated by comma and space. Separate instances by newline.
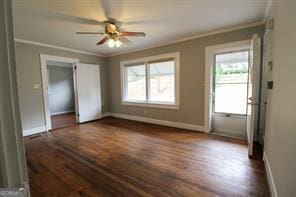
212, 50, 250, 138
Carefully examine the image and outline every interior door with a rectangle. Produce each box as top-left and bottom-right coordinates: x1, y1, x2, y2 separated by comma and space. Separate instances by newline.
75, 63, 102, 123
246, 34, 261, 156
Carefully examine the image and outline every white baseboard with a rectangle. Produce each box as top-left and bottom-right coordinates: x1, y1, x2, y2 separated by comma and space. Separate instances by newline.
23, 126, 46, 137
263, 151, 278, 197
22, 112, 205, 136
102, 112, 110, 118
50, 110, 75, 116
108, 112, 206, 132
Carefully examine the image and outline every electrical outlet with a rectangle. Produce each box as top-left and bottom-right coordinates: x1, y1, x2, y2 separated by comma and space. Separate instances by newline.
33, 83, 40, 89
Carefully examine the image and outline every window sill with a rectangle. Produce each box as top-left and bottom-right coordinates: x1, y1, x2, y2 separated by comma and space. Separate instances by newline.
122, 101, 179, 110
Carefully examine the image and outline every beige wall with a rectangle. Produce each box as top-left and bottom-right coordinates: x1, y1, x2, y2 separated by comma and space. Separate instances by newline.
15, 42, 109, 130
107, 25, 264, 126
264, 0, 296, 196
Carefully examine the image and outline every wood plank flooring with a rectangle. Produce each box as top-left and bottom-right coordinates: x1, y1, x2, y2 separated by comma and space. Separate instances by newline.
25, 117, 269, 196
51, 112, 77, 129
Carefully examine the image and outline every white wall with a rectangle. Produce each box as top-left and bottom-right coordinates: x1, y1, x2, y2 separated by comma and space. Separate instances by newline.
264, 0, 296, 196
47, 65, 75, 115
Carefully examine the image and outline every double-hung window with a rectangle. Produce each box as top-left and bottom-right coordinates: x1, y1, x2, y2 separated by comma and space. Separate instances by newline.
121, 52, 179, 109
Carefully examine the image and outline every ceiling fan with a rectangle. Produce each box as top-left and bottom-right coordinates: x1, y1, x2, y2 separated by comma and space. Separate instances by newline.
76, 22, 146, 48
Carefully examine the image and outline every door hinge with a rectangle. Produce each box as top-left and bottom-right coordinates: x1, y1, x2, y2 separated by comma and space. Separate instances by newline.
77, 113, 79, 117
74, 66, 77, 70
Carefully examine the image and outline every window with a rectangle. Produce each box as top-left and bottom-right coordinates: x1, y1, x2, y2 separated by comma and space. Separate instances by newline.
121, 53, 179, 108
214, 50, 249, 115
149, 61, 175, 103
126, 64, 146, 101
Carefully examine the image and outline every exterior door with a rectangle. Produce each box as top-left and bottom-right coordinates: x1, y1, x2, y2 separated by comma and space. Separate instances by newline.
246, 34, 261, 156
75, 63, 102, 123
212, 49, 250, 138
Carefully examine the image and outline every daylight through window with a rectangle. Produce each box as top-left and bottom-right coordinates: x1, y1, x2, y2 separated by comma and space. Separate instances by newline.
122, 53, 179, 108
214, 50, 249, 115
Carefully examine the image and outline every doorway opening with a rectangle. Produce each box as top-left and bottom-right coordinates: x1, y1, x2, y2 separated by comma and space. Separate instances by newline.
205, 36, 261, 157
211, 50, 249, 138
47, 61, 77, 129
40, 54, 79, 131
40, 54, 103, 132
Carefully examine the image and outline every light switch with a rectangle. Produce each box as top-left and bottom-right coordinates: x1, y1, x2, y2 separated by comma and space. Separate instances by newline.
33, 83, 40, 89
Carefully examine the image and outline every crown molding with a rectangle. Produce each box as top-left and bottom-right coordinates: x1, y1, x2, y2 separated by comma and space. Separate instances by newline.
14, 38, 105, 57
106, 21, 264, 57
14, 21, 264, 58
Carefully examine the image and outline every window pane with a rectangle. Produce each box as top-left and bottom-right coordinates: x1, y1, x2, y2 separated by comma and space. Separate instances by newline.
214, 51, 249, 114
215, 83, 248, 114
126, 65, 146, 101
215, 51, 249, 84
149, 61, 175, 103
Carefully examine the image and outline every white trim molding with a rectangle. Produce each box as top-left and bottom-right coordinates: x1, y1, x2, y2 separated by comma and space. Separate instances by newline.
121, 101, 179, 110
14, 38, 104, 57
120, 52, 180, 109
263, 151, 278, 197
50, 110, 75, 116
40, 54, 79, 131
23, 126, 46, 137
108, 113, 206, 132
107, 21, 263, 57
204, 40, 251, 133
23, 112, 109, 136
13, 22, 263, 58
102, 112, 110, 118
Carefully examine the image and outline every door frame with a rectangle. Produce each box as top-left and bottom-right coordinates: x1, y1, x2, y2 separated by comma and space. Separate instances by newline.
204, 40, 251, 133
40, 54, 79, 131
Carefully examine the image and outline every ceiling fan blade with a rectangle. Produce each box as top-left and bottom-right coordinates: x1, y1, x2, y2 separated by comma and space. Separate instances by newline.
97, 36, 109, 45
118, 37, 133, 45
101, 0, 112, 20
76, 32, 104, 35
120, 32, 146, 37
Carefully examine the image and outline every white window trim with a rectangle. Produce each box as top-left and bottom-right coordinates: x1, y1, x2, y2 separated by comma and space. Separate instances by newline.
204, 40, 251, 133
120, 52, 180, 109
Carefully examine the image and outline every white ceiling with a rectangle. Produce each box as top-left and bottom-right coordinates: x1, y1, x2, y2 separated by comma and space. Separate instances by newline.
12, 0, 270, 56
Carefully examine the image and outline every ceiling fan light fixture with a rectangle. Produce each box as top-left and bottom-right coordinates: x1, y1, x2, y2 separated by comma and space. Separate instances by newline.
108, 39, 115, 48
115, 40, 122, 48
77, 22, 145, 47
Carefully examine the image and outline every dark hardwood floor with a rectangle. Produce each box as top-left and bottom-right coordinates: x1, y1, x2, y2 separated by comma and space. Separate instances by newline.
25, 117, 269, 197
51, 112, 77, 129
